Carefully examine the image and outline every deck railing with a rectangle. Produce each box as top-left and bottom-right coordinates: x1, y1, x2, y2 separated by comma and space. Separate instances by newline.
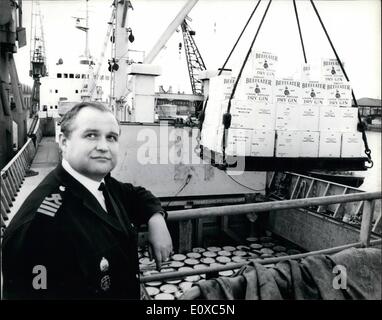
141, 190, 382, 284
1, 118, 42, 231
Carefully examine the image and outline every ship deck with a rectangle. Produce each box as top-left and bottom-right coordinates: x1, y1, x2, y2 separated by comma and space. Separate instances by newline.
4, 137, 59, 225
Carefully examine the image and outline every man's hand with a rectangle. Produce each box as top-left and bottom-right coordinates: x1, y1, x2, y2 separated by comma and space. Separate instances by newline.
147, 212, 173, 269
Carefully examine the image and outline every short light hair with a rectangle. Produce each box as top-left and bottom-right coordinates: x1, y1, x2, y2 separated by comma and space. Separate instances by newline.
60, 102, 118, 137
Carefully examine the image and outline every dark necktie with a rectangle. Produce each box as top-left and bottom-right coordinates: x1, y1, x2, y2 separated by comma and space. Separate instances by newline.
98, 182, 132, 236
98, 182, 116, 217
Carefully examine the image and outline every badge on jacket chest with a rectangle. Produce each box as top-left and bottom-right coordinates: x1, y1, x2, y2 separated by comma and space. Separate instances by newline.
100, 257, 111, 291
100, 275, 111, 291
100, 257, 109, 272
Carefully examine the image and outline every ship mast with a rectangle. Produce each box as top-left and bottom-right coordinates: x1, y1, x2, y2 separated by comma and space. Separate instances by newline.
73, 0, 94, 101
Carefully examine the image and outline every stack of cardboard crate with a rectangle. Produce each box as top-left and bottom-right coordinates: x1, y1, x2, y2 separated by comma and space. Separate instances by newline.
200, 53, 362, 159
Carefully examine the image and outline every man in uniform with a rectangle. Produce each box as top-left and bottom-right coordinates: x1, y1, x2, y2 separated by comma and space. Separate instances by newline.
2, 102, 173, 299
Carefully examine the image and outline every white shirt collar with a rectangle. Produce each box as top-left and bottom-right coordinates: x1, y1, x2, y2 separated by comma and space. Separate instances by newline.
62, 159, 104, 195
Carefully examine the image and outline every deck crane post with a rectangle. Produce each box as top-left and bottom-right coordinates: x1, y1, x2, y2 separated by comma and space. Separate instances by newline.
88, 6, 116, 100
118, 0, 199, 121
180, 19, 206, 95
29, 0, 47, 118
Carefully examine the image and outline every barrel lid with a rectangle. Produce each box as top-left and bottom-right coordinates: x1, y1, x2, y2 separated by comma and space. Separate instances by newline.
169, 261, 185, 268
200, 257, 215, 265
145, 286, 160, 296
260, 248, 274, 255
172, 254, 187, 261
193, 264, 207, 270
185, 275, 201, 282
218, 250, 231, 257
160, 284, 178, 294
232, 256, 247, 263
260, 253, 273, 259
178, 266, 193, 272
210, 262, 224, 268
184, 258, 199, 266
166, 279, 182, 284
233, 250, 247, 257
154, 293, 175, 300
236, 245, 250, 251
186, 252, 202, 259
146, 280, 162, 287
246, 237, 258, 243
222, 246, 236, 252
216, 256, 231, 264
160, 267, 175, 273
207, 246, 222, 252
192, 247, 206, 253
202, 251, 217, 258
250, 243, 263, 250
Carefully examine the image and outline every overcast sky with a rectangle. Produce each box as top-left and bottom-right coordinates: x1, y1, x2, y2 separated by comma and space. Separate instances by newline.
15, 0, 381, 99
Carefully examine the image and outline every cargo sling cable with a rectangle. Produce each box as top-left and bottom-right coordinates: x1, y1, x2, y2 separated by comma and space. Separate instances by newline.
221, 0, 272, 169
309, 0, 373, 169
197, 0, 262, 139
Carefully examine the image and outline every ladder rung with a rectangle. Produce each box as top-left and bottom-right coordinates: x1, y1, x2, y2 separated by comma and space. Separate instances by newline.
290, 176, 301, 199
317, 182, 331, 212
333, 188, 348, 218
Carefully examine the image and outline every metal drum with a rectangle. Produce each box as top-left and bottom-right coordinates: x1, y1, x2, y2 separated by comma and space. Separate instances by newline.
186, 252, 202, 259
260, 248, 274, 255
154, 293, 175, 300
145, 286, 160, 296
216, 256, 231, 264
169, 261, 185, 268
217, 250, 231, 257
222, 246, 236, 252
219, 270, 234, 277
160, 284, 178, 294
171, 254, 187, 261
232, 250, 247, 257
232, 256, 247, 263
184, 258, 199, 266
202, 251, 217, 258
250, 243, 263, 250
200, 257, 216, 265
236, 245, 250, 251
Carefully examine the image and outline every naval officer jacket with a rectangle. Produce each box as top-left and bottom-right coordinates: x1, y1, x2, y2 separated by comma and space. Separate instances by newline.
2, 164, 164, 300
